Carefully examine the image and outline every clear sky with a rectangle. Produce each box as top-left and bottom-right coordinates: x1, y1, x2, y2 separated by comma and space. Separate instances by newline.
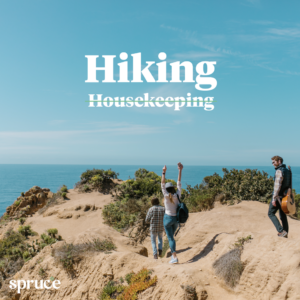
0, 0, 299, 166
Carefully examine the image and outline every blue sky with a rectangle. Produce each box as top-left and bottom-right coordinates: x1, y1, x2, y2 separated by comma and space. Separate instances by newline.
0, 0, 299, 166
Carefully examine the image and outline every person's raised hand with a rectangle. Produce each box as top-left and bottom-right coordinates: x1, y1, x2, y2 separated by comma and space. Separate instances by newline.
163, 165, 167, 173
178, 162, 183, 170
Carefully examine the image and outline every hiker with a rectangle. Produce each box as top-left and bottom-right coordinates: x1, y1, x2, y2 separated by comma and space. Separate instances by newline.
145, 197, 165, 259
161, 162, 183, 264
268, 156, 291, 238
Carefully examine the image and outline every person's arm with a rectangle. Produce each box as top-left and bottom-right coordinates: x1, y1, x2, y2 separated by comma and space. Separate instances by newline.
177, 162, 183, 182
272, 169, 283, 206
177, 163, 183, 198
162, 165, 166, 184
161, 165, 167, 196
145, 208, 152, 223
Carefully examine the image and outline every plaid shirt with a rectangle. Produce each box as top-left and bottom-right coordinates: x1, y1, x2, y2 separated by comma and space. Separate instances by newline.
145, 205, 165, 233
273, 169, 283, 203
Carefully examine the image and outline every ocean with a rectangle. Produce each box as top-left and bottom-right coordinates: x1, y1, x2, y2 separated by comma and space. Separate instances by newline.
1, 164, 299, 216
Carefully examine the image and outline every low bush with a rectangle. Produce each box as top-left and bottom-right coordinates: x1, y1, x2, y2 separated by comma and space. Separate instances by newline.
60, 185, 68, 193
19, 218, 26, 225
125, 272, 134, 285
47, 228, 58, 238
75, 168, 119, 194
99, 268, 157, 300
53, 239, 117, 275
232, 235, 252, 249
18, 225, 34, 238
87, 238, 116, 253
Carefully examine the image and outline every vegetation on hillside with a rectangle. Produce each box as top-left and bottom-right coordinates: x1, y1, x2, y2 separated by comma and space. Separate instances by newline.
52, 238, 116, 277
0, 228, 62, 289
75, 169, 119, 194
99, 167, 300, 243
99, 268, 157, 300
102, 169, 178, 243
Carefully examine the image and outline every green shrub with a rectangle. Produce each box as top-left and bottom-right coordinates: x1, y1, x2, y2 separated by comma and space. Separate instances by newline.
185, 184, 215, 212
40, 234, 56, 245
18, 225, 34, 238
99, 268, 157, 300
19, 218, 26, 225
125, 272, 134, 285
61, 192, 67, 199
232, 235, 252, 249
205, 168, 274, 202
76, 168, 119, 194
22, 251, 31, 261
99, 280, 124, 300
21, 192, 25, 197
83, 185, 90, 192
47, 228, 58, 238
60, 185, 68, 193
81, 168, 119, 182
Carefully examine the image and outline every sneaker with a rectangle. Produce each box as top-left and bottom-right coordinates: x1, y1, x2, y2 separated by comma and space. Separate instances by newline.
158, 249, 162, 257
278, 230, 288, 238
169, 257, 178, 264
154, 254, 158, 259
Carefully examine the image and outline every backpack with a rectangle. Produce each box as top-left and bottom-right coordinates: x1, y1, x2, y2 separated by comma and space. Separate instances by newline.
175, 194, 189, 236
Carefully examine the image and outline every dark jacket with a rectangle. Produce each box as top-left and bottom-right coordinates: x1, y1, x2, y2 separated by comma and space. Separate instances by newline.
274, 164, 291, 196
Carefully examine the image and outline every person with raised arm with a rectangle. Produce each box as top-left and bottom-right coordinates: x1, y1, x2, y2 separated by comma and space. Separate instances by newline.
161, 162, 183, 264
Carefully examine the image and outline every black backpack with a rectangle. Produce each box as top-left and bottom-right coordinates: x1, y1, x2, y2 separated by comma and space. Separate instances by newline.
175, 194, 189, 236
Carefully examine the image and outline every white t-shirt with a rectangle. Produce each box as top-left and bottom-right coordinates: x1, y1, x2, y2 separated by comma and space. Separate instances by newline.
161, 181, 182, 216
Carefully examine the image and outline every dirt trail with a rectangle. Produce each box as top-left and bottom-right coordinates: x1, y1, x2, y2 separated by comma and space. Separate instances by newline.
4, 190, 300, 300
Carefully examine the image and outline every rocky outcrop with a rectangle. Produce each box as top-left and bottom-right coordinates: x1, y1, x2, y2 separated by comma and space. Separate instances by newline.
5, 186, 53, 219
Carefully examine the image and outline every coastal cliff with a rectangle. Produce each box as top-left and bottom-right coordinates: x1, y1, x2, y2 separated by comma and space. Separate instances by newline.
0, 187, 299, 300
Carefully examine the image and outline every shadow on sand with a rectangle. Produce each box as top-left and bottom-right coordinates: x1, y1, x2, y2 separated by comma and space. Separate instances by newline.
183, 233, 231, 264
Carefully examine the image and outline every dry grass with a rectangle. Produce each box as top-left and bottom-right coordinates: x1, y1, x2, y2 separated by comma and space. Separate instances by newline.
52, 239, 117, 276
212, 248, 244, 288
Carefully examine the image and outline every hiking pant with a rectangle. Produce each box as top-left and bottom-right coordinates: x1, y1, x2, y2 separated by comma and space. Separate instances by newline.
150, 231, 163, 255
163, 214, 178, 253
268, 200, 289, 233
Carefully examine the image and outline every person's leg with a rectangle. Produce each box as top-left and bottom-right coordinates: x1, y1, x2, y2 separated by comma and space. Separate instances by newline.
157, 232, 163, 251
279, 206, 289, 233
150, 232, 158, 256
163, 215, 176, 254
268, 201, 284, 233
170, 219, 179, 258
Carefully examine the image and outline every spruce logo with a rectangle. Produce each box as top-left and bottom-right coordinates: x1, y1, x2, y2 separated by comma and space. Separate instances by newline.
9, 279, 61, 294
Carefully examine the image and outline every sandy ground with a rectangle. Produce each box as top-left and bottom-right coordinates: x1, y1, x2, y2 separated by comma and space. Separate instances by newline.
3, 189, 300, 300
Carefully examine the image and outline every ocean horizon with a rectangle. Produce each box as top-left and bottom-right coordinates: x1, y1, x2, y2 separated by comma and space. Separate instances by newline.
1, 164, 299, 216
